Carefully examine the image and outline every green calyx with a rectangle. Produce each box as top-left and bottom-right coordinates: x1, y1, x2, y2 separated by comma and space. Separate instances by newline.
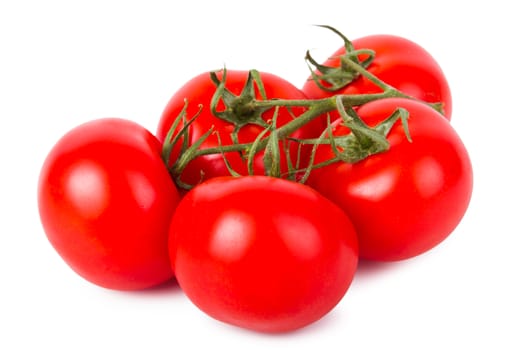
290, 96, 412, 176
327, 98, 411, 164
210, 68, 273, 143
306, 25, 375, 92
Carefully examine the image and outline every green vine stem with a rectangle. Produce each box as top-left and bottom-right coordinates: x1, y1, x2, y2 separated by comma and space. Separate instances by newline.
162, 66, 415, 188
161, 26, 442, 187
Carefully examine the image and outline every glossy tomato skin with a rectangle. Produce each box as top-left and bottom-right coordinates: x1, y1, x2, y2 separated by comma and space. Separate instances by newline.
307, 98, 472, 261
38, 118, 180, 290
169, 176, 359, 333
303, 34, 453, 119
157, 70, 322, 187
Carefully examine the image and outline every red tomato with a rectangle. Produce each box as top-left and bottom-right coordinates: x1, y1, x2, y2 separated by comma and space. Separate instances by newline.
157, 70, 322, 187
303, 34, 453, 119
169, 176, 359, 333
307, 98, 473, 261
38, 118, 180, 290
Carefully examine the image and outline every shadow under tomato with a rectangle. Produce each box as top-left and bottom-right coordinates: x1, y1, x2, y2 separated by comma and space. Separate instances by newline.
131, 277, 182, 296
210, 305, 344, 338
353, 259, 406, 282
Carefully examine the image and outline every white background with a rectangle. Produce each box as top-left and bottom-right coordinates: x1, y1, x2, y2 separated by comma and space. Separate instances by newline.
1, 1, 524, 349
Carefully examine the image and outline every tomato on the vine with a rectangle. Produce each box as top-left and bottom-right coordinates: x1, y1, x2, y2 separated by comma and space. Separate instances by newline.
303, 34, 453, 119
38, 118, 180, 290
169, 176, 359, 333
157, 70, 323, 188
306, 98, 472, 261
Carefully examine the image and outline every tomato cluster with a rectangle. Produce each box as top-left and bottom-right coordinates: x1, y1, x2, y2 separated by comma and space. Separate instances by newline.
38, 27, 473, 333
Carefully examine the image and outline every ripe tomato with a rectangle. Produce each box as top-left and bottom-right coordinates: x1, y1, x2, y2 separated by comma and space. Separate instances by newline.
38, 118, 180, 290
303, 34, 453, 119
157, 70, 322, 188
169, 176, 359, 333
307, 98, 473, 261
